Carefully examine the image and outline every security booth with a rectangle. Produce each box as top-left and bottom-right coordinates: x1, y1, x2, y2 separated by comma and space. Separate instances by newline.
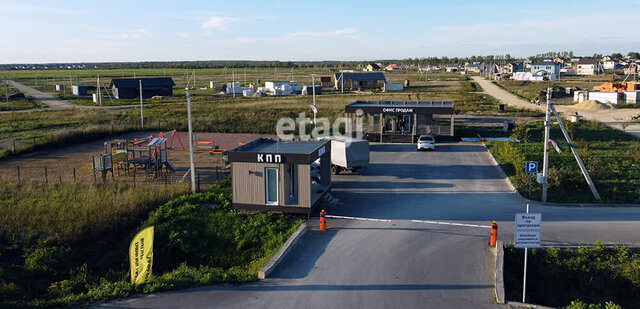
228, 138, 331, 214
344, 100, 456, 143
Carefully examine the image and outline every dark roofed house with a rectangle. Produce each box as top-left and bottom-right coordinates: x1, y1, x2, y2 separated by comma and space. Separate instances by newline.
334, 72, 386, 90
109, 77, 175, 99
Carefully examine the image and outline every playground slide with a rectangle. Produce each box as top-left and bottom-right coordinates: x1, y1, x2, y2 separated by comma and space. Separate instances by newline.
165, 161, 177, 171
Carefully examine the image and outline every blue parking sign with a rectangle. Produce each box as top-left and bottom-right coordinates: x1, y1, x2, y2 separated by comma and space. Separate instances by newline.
525, 161, 538, 173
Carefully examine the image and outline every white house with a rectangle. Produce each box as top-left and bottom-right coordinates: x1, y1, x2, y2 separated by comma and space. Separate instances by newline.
577, 58, 602, 75
602, 60, 619, 70
264, 81, 301, 95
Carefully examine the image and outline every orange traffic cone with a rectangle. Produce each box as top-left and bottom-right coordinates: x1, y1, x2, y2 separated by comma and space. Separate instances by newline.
320, 210, 326, 231
489, 221, 498, 246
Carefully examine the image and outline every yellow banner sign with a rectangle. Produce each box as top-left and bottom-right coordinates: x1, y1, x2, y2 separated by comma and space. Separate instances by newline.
129, 226, 154, 285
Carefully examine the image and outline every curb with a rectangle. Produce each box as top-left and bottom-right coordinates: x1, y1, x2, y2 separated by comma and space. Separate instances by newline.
495, 240, 505, 305
507, 301, 555, 309
258, 223, 307, 279
481, 143, 640, 208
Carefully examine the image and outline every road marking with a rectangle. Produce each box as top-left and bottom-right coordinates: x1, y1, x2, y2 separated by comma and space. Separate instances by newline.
411, 219, 491, 229
325, 215, 490, 228
325, 215, 391, 222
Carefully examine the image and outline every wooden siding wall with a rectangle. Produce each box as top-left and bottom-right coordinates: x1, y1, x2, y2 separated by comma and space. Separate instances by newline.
232, 162, 311, 209
298, 165, 311, 208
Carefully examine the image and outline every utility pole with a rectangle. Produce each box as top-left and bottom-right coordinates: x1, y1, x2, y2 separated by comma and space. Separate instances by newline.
4, 71, 9, 108
541, 88, 551, 202
97, 75, 102, 106
232, 71, 236, 98
312, 74, 316, 125
341, 72, 344, 93
186, 91, 196, 194
550, 104, 601, 200
139, 80, 144, 130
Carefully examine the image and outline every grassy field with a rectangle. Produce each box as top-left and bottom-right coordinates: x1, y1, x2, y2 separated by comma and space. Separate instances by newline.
486, 120, 640, 203
494, 77, 640, 106
0, 178, 302, 308
0, 69, 533, 161
0, 97, 47, 111
504, 242, 637, 308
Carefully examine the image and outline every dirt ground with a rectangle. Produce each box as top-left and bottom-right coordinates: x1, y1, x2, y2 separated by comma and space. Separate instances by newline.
0, 132, 272, 186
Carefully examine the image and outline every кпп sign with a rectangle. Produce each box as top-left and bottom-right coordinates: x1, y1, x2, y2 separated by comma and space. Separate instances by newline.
514, 213, 541, 248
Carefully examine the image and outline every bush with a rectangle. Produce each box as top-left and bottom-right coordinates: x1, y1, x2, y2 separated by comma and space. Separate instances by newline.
504, 243, 640, 308
0, 178, 301, 308
23, 247, 69, 276
486, 120, 640, 203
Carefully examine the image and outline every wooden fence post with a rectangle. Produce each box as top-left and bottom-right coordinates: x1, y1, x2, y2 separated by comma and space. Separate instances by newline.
197, 172, 201, 193
73, 168, 76, 182
45, 167, 48, 183
17, 166, 20, 182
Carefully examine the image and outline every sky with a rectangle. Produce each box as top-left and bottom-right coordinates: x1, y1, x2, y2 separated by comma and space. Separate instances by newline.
1, 0, 639, 64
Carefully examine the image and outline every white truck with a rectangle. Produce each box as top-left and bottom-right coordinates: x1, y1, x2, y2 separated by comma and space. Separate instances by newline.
324, 137, 370, 175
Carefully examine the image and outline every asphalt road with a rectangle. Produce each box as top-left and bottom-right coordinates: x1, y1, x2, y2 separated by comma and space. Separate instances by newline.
96, 143, 640, 309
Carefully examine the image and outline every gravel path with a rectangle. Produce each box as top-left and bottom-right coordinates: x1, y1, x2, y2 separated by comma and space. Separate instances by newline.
472, 76, 640, 138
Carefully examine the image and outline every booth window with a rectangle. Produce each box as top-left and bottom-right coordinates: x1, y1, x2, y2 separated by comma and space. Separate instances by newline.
265, 167, 278, 205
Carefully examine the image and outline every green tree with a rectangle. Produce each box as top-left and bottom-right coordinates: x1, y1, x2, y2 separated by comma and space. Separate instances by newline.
628, 52, 640, 59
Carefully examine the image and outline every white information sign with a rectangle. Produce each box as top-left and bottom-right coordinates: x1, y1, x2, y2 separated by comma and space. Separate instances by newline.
514, 213, 541, 248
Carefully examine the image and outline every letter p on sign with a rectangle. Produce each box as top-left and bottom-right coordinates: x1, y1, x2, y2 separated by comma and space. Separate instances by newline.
525, 161, 538, 173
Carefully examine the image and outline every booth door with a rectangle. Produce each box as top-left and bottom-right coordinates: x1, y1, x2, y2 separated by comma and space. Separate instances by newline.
402, 115, 412, 133
265, 167, 278, 205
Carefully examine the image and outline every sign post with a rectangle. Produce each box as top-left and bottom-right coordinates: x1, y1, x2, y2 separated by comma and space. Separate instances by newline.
525, 161, 538, 198
515, 204, 541, 303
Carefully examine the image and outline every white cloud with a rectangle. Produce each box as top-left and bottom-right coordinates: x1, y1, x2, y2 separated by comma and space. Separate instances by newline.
231, 28, 358, 43
202, 16, 235, 30
176, 32, 193, 38
289, 28, 357, 38
118, 28, 154, 40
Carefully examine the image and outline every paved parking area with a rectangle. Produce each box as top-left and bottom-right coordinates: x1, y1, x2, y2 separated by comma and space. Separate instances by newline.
97, 142, 640, 309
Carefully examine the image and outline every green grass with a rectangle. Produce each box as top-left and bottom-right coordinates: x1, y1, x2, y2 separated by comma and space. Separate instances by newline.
0, 178, 302, 308
0, 72, 535, 160
504, 242, 636, 308
486, 120, 640, 203
0, 97, 46, 111
0, 181, 189, 243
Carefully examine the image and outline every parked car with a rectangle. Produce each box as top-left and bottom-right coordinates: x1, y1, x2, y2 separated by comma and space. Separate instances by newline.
417, 134, 436, 151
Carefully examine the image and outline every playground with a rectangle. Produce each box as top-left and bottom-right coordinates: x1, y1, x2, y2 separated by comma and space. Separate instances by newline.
0, 132, 271, 187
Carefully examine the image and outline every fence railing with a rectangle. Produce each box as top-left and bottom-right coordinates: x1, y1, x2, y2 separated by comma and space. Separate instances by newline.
0, 164, 230, 189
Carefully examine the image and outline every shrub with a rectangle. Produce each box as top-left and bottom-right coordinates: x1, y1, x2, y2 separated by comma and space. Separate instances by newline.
23, 247, 69, 276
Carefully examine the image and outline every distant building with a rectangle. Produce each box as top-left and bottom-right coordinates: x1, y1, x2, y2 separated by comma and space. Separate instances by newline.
385, 64, 400, 71
72, 85, 87, 95
109, 78, 175, 99
624, 64, 638, 75
364, 63, 383, 71
264, 81, 301, 95
464, 64, 483, 74
320, 76, 332, 87
560, 65, 575, 75
577, 58, 602, 75
531, 61, 560, 79
602, 59, 619, 70
502, 62, 523, 74
334, 72, 386, 90
445, 64, 460, 73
